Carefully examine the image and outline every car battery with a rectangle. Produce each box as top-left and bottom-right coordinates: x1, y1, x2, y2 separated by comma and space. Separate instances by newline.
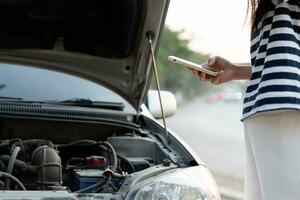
73, 169, 104, 192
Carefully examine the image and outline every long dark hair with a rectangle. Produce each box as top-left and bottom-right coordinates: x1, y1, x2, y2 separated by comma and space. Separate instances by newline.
248, 0, 275, 33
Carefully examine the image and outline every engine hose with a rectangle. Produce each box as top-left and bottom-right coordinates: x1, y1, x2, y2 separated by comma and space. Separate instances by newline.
58, 140, 96, 147
0, 172, 26, 191
6, 146, 21, 189
74, 178, 108, 193
107, 181, 117, 192
0, 160, 6, 171
102, 168, 126, 179
117, 154, 135, 173
0, 155, 31, 172
0, 180, 4, 190
58, 140, 118, 171
103, 142, 117, 172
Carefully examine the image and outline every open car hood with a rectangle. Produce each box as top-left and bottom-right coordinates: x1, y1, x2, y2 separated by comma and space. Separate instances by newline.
0, 0, 170, 111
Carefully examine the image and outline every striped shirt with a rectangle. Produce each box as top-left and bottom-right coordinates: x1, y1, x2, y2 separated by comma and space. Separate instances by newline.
242, 0, 300, 120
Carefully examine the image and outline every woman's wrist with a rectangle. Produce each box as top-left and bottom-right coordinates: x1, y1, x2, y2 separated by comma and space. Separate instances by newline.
232, 64, 251, 80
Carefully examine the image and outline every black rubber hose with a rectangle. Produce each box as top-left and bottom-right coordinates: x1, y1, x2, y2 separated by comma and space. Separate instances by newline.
0, 155, 31, 172
0, 160, 6, 171
0, 172, 26, 191
57, 140, 118, 171
6, 146, 21, 189
57, 140, 96, 147
103, 142, 117, 172
102, 169, 126, 179
108, 181, 117, 192
117, 154, 135, 173
0, 180, 4, 190
74, 178, 107, 193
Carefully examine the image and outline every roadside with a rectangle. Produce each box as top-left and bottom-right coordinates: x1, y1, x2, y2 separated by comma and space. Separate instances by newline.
213, 172, 244, 200
164, 100, 245, 199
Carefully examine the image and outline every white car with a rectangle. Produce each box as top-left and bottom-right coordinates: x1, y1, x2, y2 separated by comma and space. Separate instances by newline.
0, 0, 220, 199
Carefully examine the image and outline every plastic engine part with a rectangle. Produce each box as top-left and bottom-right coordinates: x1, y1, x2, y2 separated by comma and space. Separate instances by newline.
32, 145, 62, 186
86, 156, 107, 168
129, 158, 151, 171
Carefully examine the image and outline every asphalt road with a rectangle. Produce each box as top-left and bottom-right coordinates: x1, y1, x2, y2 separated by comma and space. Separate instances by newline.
165, 100, 245, 196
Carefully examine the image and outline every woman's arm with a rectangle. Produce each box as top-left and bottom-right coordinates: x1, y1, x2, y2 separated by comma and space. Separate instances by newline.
271, 0, 290, 5
232, 63, 252, 80
192, 56, 251, 85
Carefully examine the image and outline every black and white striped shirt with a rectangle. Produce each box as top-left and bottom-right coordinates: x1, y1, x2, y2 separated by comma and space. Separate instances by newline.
242, 0, 300, 120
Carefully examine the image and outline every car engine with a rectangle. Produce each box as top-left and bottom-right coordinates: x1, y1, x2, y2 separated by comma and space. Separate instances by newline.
0, 138, 143, 193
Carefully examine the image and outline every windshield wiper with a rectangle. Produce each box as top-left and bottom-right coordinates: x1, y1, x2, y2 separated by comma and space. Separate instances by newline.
0, 97, 125, 111
48, 98, 125, 111
0, 96, 23, 101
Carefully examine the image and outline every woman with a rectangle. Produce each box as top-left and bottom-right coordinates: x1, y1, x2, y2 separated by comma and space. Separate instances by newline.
193, 0, 300, 199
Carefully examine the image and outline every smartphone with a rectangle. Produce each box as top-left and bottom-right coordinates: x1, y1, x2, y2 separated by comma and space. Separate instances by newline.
168, 55, 218, 76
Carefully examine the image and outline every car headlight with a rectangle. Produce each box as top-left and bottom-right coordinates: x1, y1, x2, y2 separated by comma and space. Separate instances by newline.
125, 166, 220, 200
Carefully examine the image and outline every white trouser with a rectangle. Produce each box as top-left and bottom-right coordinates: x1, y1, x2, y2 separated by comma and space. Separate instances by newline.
244, 111, 300, 200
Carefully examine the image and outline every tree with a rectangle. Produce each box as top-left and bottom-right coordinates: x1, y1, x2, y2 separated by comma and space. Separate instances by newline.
154, 27, 211, 101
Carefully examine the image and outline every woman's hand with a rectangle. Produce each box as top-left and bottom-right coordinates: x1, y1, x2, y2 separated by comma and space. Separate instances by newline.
192, 56, 238, 85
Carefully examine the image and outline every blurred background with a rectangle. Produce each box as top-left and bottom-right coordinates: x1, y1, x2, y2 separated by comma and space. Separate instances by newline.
156, 0, 251, 197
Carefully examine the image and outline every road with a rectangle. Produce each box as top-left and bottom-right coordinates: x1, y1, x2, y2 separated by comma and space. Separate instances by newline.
165, 100, 245, 196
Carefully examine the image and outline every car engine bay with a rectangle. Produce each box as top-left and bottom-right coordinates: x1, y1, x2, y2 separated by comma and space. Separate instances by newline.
0, 136, 171, 193
0, 108, 197, 197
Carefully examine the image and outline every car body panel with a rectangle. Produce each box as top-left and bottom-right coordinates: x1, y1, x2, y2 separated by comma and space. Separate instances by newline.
0, 0, 170, 111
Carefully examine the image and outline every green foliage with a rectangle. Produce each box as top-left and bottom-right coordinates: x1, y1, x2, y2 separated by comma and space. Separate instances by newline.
154, 27, 210, 101
0, 84, 6, 90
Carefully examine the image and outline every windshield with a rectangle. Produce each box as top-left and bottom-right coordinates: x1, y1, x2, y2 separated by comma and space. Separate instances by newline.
0, 63, 135, 113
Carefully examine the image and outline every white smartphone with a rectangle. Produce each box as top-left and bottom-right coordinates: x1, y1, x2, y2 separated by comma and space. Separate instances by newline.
168, 55, 218, 76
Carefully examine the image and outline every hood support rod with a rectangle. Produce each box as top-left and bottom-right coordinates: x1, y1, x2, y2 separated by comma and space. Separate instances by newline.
147, 31, 170, 144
